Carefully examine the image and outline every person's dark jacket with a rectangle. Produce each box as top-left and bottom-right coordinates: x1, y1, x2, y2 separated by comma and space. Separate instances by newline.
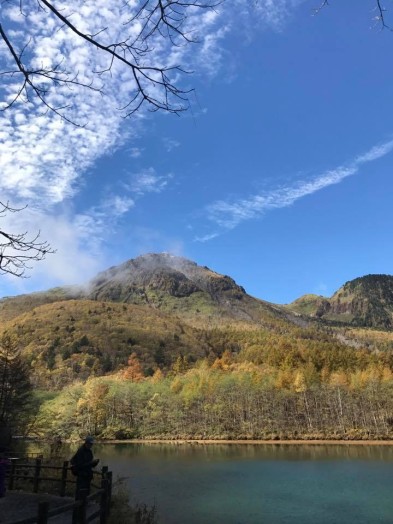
70, 445, 95, 480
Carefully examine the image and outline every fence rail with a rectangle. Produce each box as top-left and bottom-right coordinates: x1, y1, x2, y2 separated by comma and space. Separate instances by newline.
6, 458, 112, 524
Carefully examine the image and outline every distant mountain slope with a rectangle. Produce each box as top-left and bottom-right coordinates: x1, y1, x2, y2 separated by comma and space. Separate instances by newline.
86, 253, 289, 327
286, 294, 330, 318
288, 274, 393, 329
0, 287, 80, 322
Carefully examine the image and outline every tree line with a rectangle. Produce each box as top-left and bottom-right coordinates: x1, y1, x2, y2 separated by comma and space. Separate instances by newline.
34, 361, 393, 441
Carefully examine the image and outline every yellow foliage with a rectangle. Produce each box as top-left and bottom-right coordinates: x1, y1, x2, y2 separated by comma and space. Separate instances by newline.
381, 367, 393, 382
151, 369, 164, 383
275, 368, 293, 389
329, 371, 348, 387
293, 371, 307, 393
170, 377, 183, 393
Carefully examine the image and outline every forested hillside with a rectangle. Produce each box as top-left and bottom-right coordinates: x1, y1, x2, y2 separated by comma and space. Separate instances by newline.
2, 254, 393, 440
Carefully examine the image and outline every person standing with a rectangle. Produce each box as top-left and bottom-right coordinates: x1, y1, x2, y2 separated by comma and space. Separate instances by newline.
70, 436, 99, 498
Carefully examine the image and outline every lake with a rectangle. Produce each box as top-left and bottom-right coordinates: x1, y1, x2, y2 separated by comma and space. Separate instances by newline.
91, 442, 393, 524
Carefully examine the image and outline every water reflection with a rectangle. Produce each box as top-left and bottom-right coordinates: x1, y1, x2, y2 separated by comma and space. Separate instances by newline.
99, 441, 393, 462
16, 439, 393, 464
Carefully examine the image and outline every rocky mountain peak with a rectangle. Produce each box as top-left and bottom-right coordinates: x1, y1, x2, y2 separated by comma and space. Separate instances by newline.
288, 274, 393, 329
87, 253, 246, 303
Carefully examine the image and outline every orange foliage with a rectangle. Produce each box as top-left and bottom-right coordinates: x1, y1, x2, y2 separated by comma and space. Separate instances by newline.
123, 352, 145, 381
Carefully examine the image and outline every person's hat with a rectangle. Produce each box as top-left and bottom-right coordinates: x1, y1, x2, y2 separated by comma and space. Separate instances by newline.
85, 436, 94, 444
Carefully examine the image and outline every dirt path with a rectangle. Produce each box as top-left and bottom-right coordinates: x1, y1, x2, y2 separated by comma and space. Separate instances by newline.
0, 492, 98, 524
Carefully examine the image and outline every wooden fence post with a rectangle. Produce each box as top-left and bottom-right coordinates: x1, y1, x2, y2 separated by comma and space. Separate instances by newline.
8, 460, 16, 490
100, 478, 109, 524
78, 491, 88, 524
72, 502, 79, 524
74, 488, 88, 524
60, 460, 69, 497
37, 501, 49, 524
107, 471, 113, 515
101, 466, 108, 481
33, 458, 42, 493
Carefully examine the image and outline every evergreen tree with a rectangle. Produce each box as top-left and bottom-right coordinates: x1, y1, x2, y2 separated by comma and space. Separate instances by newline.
0, 334, 32, 433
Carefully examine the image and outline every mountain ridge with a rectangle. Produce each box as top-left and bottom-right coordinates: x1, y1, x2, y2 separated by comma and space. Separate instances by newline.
1, 254, 392, 330
1, 254, 393, 394
287, 274, 393, 329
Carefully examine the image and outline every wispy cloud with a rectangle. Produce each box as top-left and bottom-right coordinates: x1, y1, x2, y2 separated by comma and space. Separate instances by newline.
194, 232, 220, 243
196, 139, 393, 240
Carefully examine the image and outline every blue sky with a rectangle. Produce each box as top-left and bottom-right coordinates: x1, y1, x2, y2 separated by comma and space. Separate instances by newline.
1, 1, 393, 304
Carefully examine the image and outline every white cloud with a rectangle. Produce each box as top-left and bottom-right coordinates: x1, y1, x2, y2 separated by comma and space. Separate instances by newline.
196, 139, 393, 239
163, 138, 181, 152
230, 0, 304, 35
194, 232, 220, 242
129, 147, 143, 159
0, 206, 103, 292
128, 168, 173, 196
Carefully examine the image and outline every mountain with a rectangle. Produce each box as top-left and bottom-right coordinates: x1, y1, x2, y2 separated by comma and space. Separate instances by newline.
88, 253, 246, 303
0, 253, 280, 325
1, 256, 392, 331
288, 274, 393, 329
0, 254, 299, 388
3, 255, 393, 442
1, 254, 393, 394
85, 253, 288, 327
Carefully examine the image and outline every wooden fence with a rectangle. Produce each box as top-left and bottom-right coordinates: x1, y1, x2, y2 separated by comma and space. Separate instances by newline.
6, 457, 112, 524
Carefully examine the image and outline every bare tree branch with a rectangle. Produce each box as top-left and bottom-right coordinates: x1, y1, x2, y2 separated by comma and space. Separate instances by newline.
312, 0, 329, 16
373, 0, 393, 30
0, 1, 218, 124
312, 0, 393, 30
0, 202, 55, 278
0, 2, 219, 277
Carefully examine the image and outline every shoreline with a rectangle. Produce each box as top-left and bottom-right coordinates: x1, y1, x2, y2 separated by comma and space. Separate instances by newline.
101, 438, 393, 446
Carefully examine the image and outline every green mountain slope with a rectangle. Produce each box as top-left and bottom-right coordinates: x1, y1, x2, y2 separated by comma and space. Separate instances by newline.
4, 256, 393, 442
3, 299, 208, 388
288, 274, 393, 329
2, 256, 393, 393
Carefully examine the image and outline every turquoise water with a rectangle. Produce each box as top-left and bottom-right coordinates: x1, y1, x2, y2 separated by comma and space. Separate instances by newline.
91, 443, 393, 524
